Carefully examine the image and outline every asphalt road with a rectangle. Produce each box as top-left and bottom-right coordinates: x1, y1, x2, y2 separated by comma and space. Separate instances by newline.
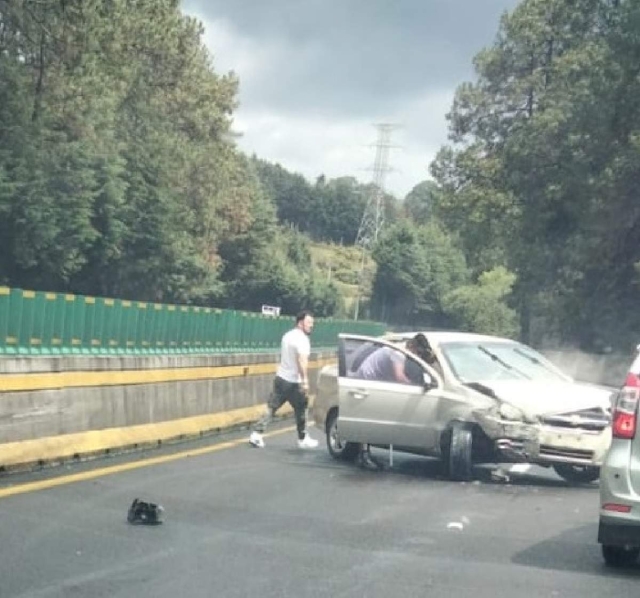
1, 421, 638, 598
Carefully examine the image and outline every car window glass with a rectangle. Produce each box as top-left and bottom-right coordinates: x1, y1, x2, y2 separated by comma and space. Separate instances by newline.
438, 341, 567, 383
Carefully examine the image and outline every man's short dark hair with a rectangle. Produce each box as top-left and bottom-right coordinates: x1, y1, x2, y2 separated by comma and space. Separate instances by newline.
296, 310, 313, 323
412, 333, 430, 351
410, 333, 432, 361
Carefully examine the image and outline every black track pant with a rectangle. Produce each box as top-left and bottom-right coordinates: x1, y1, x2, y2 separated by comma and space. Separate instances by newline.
252, 376, 309, 440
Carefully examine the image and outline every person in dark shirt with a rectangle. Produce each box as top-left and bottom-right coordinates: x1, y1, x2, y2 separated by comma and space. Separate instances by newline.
357, 333, 441, 470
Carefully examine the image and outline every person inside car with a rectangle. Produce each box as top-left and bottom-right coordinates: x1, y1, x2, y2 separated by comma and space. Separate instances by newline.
356, 333, 439, 469
355, 343, 413, 384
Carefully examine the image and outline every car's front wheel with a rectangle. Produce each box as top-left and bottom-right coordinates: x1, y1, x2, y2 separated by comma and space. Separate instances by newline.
326, 410, 360, 461
447, 422, 474, 481
602, 544, 640, 567
552, 463, 600, 484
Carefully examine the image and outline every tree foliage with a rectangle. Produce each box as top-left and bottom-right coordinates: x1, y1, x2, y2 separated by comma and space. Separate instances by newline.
369, 218, 518, 336
6, 0, 639, 342
0, 0, 343, 316
251, 157, 399, 244
370, 220, 469, 326
403, 180, 438, 225
444, 267, 519, 338
429, 0, 640, 351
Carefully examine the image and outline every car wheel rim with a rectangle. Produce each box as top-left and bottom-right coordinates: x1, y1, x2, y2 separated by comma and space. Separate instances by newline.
330, 421, 343, 452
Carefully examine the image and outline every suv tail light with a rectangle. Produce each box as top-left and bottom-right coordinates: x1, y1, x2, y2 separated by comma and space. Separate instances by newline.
613, 373, 640, 439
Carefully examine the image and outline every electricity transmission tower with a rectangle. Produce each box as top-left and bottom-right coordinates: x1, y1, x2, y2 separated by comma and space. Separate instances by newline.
353, 123, 401, 320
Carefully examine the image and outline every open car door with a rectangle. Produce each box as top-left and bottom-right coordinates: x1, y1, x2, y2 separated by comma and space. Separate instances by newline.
336, 334, 443, 449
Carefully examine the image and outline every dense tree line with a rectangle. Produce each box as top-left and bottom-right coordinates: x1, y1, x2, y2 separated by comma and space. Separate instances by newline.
371, 0, 640, 351
250, 157, 399, 244
3, 0, 639, 349
0, 0, 341, 316
395, 0, 640, 351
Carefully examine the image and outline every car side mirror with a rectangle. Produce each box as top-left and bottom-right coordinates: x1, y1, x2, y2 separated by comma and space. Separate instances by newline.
423, 372, 436, 391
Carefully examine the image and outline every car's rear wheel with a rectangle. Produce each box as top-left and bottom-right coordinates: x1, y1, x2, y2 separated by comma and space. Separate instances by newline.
602, 544, 640, 567
552, 463, 600, 484
326, 410, 360, 461
447, 422, 473, 481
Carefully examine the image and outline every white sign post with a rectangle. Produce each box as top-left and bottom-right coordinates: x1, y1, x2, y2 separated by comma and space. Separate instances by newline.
261, 305, 281, 317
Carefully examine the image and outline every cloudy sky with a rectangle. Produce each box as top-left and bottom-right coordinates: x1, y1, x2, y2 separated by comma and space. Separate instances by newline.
182, 0, 521, 198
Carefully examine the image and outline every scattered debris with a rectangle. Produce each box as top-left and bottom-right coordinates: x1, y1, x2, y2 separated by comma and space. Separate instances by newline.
127, 498, 164, 525
491, 467, 511, 483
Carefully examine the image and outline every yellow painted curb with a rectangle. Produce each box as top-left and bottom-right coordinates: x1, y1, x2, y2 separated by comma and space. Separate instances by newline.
0, 357, 336, 393
0, 395, 316, 468
0, 404, 290, 467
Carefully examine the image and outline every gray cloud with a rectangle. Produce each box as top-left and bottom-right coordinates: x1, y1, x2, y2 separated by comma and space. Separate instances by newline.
182, 0, 521, 196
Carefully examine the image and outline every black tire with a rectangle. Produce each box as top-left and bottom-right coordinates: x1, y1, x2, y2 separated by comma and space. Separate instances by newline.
552, 463, 600, 484
326, 410, 360, 461
447, 422, 474, 481
602, 544, 640, 568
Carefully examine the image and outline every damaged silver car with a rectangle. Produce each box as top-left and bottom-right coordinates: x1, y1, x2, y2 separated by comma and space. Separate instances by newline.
313, 331, 614, 483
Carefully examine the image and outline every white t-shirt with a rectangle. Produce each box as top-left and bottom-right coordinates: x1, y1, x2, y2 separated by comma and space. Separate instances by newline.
277, 327, 311, 383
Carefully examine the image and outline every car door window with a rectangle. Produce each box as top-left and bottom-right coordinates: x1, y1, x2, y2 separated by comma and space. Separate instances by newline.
343, 338, 424, 386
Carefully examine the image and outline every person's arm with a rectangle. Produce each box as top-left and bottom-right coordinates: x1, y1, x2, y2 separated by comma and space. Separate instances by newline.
297, 351, 309, 390
391, 353, 412, 384
296, 337, 310, 390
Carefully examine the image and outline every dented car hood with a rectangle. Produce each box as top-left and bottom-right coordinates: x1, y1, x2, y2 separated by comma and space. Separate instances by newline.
474, 379, 613, 418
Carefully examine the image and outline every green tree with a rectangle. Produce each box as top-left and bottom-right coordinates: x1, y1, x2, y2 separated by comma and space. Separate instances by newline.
251, 158, 399, 245
444, 267, 519, 338
430, 0, 640, 350
313, 176, 370, 244
250, 156, 316, 234
370, 220, 469, 326
0, 0, 254, 304
217, 188, 342, 317
403, 180, 438, 225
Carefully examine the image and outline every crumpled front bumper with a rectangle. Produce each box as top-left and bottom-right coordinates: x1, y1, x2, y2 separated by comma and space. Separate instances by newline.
473, 412, 612, 466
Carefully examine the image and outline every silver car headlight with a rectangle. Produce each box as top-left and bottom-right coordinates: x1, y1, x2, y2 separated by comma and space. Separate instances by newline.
498, 402, 525, 421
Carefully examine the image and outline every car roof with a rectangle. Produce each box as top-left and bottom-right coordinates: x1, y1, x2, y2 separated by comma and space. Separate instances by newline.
382, 330, 518, 345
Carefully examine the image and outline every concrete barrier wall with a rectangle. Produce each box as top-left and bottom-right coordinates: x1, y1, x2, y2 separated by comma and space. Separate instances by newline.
0, 350, 336, 470
4, 345, 623, 472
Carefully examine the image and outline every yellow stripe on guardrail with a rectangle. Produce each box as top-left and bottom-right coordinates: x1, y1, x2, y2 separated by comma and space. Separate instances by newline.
0, 358, 336, 393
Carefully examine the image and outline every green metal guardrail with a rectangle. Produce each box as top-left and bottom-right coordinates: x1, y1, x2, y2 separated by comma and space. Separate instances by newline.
0, 286, 385, 356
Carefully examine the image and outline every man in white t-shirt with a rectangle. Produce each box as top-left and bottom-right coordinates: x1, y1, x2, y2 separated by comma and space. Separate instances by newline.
249, 311, 319, 449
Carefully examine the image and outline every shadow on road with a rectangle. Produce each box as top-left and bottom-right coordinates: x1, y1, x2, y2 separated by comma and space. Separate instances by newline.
511, 523, 640, 577
287, 446, 602, 491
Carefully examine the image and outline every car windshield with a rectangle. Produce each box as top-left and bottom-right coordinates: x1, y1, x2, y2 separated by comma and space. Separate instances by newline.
438, 341, 569, 384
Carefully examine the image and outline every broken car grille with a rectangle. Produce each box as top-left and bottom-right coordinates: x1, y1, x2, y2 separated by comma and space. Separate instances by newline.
540, 408, 610, 431
539, 445, 595, 462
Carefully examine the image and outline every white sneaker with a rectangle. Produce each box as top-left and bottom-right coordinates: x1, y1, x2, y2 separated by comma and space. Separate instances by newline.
249, 431, 265, 448
297, 434, 318, 449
